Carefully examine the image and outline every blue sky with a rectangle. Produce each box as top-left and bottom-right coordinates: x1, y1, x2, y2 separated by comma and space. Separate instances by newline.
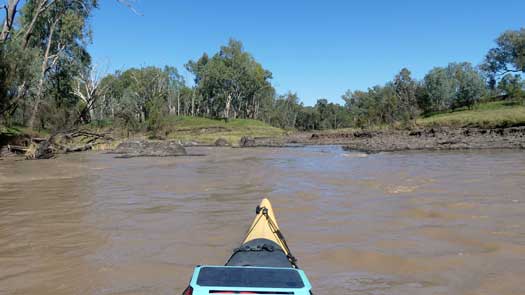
89, 0, 525, 106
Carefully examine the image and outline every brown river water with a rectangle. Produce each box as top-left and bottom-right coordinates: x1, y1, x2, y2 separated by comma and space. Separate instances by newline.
1, 146, 524, 295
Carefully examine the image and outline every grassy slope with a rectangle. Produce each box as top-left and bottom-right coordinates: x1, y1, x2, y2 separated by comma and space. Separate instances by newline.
2, 117, 283, 148
0, 125, 49, 138
162, 116, 285, 144
5, 101, 521, 147
418, 101, 525, 128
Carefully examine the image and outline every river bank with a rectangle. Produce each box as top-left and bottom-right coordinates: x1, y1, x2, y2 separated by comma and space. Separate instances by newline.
309, 126, 525, 153
224, 125, 525, 153
2, 126, 524, 160
2, 107, 525, 159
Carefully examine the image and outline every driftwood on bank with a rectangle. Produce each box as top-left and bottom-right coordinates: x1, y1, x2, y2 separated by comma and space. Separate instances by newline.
0, 128, 112, 159
63, 143, 93, 153
25, 140, 54, 159
6, 145, 28, 153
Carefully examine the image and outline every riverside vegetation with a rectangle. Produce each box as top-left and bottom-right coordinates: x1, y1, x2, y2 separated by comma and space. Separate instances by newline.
1, 1, 524, 157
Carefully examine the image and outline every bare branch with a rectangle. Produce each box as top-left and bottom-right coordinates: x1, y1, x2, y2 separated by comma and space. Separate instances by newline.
116, 0, 143, 16
72, 64, 109, 124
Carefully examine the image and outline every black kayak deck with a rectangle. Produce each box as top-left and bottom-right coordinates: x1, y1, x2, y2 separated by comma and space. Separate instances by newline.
225, 238, 293, 268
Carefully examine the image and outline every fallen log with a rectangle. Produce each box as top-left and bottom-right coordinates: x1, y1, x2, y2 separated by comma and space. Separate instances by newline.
31, 137, 48, 143
64, 144, 93, 153
25, 141, 54, 160
7, 145, 28, 154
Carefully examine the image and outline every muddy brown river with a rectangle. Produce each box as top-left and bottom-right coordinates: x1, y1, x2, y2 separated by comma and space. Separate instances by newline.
1, 146, 524, 295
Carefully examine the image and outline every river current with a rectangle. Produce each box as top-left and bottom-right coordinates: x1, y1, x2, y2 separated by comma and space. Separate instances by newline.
1, 146, 524, 294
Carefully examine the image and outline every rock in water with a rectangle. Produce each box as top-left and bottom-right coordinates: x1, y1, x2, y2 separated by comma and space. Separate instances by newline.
113, 141, 141, 154
215, 138, 230, 146
114, 140, 187, 157
239, 136, 256, 147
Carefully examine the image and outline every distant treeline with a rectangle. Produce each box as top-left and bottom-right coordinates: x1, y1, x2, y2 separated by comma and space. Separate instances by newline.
1, 1, 524, 132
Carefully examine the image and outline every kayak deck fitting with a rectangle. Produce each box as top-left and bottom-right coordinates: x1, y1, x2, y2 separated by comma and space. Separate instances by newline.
182, 198, 313, 295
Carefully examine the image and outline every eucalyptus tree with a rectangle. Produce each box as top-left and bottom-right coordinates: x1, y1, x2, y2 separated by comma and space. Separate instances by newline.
343, 89, 382, 127
186, 39, 274, 120
72, 65, 107, 124
421, 62, 485, 112
0, 0, 21, 42
269, 92, 301, 129
450, 63, 486, 109
498, 74, 524, 102
314, 98, 349, 129
393, 68, 419, 122
20, 0, 98, 129
422, 67, 456, 113
482, 28, 525, 82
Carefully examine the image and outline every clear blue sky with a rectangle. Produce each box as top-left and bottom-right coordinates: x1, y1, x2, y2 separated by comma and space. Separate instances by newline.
89, 0, 525, 106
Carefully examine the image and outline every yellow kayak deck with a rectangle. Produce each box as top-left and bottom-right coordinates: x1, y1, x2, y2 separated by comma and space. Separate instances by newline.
242, 198, 290, 256
226, 198, 297, 268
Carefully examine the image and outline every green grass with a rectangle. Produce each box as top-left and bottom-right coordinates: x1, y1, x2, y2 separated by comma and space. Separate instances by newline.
418, 100, 525, 128
0, 124, 49, 138
160, 116, 285, 145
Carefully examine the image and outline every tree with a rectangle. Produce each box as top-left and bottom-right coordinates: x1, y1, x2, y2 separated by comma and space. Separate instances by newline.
421, 62, 485, 112
451, 63, 486, 109
422, 67, 456, 113
295, 106, 320, 130
72, 65, 107, 124
0, 0, 21, 42
269, 92, 301, 129
481, 28, 525, 80
343, 88, 384, 127
21, 0, 98, 129
498, 74, 524, 102
186, 39, 274, 120
0, 38, 41, 121
393, 68, 419, 122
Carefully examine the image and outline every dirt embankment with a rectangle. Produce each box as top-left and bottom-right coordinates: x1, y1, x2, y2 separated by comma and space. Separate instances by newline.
208, 126, 525, 151
294, 127, 525, 153
3, 125, 524, 159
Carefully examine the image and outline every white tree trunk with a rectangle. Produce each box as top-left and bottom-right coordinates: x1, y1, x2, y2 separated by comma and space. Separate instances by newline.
0, 0, 20, 42
177, 91, 180, 116
224, 94, 232, 119
28, 19, 57, 129
191, 89, 195, 116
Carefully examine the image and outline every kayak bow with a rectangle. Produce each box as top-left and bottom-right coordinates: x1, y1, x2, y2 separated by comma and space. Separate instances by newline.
226, 198, 297, 268
181, 199, 312, 295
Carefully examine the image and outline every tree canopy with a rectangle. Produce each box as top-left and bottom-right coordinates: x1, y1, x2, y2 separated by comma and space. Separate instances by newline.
186, 39, 274, 120
482, 28, 525, 82
1, 3, 523, 134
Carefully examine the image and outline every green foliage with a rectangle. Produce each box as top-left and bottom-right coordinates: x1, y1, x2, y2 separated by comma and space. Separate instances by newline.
498, 74, 525, 103
2, 12, 523, 135
96, 66, 187, 128
0, 37, 41, 122
269, 92, 301, 129
342, 69, 420, 128
421, 62, 485, 113
481, 28, 525, 80
0, 0, 98, 130
452, 63, 486, 109
393, 68, 419, 122
186, 39, 274, 120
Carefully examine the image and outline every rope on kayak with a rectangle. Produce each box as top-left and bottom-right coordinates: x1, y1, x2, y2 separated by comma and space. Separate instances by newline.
247, 205, 298, 268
